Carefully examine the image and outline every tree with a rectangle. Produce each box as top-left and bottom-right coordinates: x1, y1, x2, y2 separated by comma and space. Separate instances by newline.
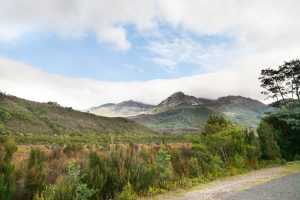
257, 122, 281, 160
244, 128, 261, 168
259, 68, 287, 101
259, 59, 300, 101
259, 59, 300, 160
0, 138, 17, 200
281, 59, 300, 99
202, 115, 233, 135
262, 101, 300, 160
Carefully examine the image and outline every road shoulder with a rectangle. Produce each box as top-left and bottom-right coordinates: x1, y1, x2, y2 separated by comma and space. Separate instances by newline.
141, 161, 300, 200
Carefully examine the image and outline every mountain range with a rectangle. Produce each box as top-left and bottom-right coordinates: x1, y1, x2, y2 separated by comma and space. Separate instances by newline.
87, 92, 269, 133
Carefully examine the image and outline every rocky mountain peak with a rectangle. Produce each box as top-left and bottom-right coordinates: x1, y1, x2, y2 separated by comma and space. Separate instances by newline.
158, 91, 200, 107
216, 95, 265, 110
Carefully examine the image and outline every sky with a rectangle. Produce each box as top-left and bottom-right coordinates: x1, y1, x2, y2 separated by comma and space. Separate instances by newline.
0, 0, 300, 109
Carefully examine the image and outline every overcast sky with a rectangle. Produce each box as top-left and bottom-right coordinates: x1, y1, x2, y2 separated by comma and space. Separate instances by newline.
0, 0, 300, 109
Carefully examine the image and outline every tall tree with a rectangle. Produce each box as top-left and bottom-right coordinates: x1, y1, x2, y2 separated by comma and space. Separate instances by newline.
259, 59, 300, 101
281, 59, 300, 100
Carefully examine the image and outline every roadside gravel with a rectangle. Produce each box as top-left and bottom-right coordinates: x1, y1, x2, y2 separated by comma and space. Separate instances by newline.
223, 172, 300, 200
147, 162, 300, 200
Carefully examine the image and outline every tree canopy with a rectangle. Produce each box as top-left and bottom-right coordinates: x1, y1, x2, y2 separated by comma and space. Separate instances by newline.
259, 59, 300, 101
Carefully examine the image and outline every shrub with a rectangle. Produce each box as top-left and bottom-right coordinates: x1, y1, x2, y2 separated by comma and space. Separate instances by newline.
116, 182, 137, 200
25, 148, 47, 198
34, 162, 96, 200
0, 138, 17, 200
63, 143, 83, 157
155, 145, 172, 186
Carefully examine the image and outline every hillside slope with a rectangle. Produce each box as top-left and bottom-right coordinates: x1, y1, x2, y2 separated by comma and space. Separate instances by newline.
131, 106, 221, 133
0, 93, 154, 136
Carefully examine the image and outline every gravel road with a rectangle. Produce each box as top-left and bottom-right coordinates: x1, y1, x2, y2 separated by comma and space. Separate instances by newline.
223, 172, 300, 200
149, 163, 300, 200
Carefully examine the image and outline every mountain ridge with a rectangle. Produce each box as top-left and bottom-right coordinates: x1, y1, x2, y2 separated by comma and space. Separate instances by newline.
0, 93, 154, 136
86, 100, 153, 117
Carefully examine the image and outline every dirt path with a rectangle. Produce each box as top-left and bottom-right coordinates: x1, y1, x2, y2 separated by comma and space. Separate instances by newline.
146, 162, 300, 200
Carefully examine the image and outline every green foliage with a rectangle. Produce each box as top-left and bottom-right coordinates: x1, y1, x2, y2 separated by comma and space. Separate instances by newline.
262, 101, 300, 160
63, 143, 83, 157
67, 162, 96, 200
25, 148, 47, 198
259, 59, 300, 101
259, 59, 300, 161
0, 138, 17, 200
0, 93, 155, 137
202, 115, 232, 135
155, 145, 173, 185
13, 110, 33, 121
257, 122, 281, 160
0, 107, 11, 122
116, 182, 137, 200
34, 162, 96, 200
85, 147, 158, 199
188, 116, 263, 178
244, 128, 261, 168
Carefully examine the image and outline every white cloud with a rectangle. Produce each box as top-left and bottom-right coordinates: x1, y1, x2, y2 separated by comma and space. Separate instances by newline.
1, 53, 294, 110
147, 36, 241, 72
0, 0, 157, 50
97, 27, 131, 51
0, 0, 299, 53
0, 0, 300, 107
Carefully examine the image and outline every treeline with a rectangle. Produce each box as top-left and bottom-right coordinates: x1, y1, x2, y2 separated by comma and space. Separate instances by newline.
0, 115, 284, 200
259, 59, 300, 161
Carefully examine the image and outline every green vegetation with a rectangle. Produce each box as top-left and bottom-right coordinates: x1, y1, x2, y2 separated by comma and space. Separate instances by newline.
25, 148, 47, 198
0, 58, 298, 199
0, 138, 17, 200
133, 106, 221, 133
34, 162, 96, 200
132, 100, 268, 133
0, 92, 154, 136
258, 59, 300, 161
0, 114, 286, 200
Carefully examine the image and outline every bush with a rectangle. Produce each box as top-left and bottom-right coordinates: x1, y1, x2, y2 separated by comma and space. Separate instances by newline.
25, 148, 47, 198
116, 182, 136, 200
0, 138, 17, 200
34, 162, 96, 200
63, 143, 83, 157
155, 145, 173, 186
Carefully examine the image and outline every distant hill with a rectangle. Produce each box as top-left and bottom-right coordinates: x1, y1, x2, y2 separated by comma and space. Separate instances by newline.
86, 100, 153, 117
130, 106, 221, 134
0, 93, 154, 136
131, 92, 269, 133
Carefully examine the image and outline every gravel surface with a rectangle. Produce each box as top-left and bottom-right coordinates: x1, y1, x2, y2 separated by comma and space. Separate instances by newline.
223, 172, 300, 200
150, 165, 300, 200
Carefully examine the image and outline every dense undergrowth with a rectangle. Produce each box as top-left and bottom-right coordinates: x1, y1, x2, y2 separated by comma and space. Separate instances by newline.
0, 116, 285, 200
